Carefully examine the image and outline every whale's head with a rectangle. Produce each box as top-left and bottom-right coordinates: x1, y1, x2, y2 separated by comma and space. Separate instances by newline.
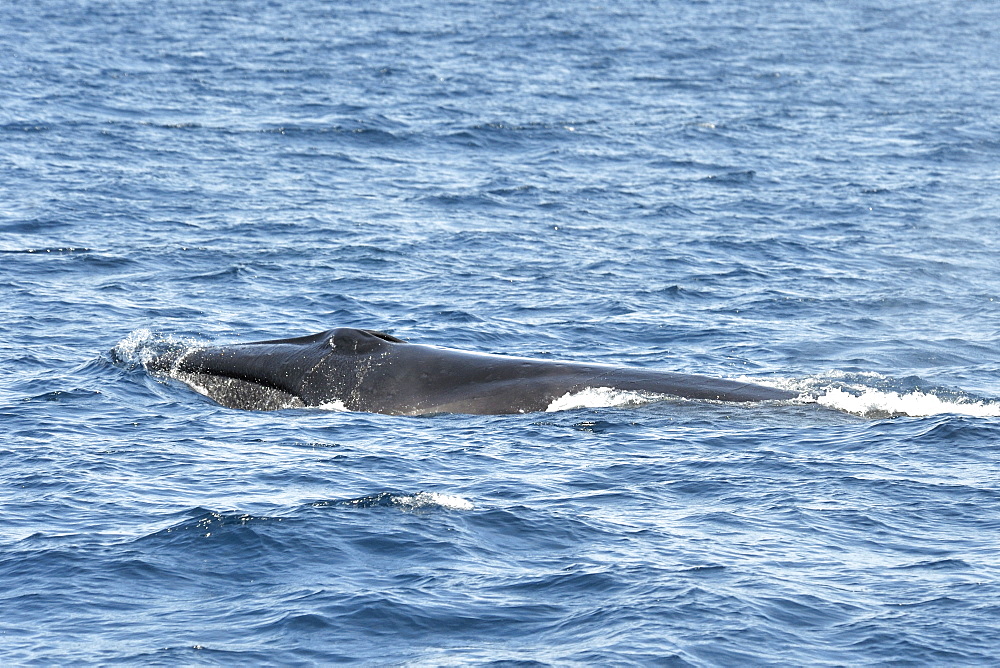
145, 327, 406, 410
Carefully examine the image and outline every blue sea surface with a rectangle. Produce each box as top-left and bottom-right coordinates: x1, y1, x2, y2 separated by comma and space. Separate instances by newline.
3, 0, 1000, 664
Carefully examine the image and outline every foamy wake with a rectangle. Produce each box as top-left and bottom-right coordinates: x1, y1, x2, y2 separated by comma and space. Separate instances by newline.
543, 376, 1000, 419
780, 370, 1000, 418
812, 387, 1000, 418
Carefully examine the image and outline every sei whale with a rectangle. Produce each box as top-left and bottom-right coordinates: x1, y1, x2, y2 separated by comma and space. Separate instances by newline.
147, 327, 795, 415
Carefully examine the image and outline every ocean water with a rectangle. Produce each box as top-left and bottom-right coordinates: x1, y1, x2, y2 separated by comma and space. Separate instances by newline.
3, 0, 1000, 664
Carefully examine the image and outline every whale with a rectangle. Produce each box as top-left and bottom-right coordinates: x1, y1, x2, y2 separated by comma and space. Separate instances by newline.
146, 327, 796, 415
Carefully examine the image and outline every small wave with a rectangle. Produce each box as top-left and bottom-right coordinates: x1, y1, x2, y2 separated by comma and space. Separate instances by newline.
141, 509, 282, 542
27, 388, 102, 403
0, 245, 92, 253
395, 492, 474, 511
320, 491, 474, 512
546, 387, 653, 412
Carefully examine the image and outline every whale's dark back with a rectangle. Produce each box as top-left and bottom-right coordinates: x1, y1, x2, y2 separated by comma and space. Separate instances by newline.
147, 327, 796, 414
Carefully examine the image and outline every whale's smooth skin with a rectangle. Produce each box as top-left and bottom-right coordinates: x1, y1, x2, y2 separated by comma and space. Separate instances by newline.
146, 327, 796, 415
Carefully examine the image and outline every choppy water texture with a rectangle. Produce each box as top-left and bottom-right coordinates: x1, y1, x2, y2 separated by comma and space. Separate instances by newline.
3, 0, 1000, 664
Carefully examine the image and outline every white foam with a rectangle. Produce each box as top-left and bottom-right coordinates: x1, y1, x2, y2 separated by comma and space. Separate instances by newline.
815, 387, 1000, 418
111, 328, 156, 366
113, 329, 209, 368
394, 492, 474, 511
541, 374, 1000, 419
314, 399, 350, 412
545, 387, 653, 412
116, 328, 153, 355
